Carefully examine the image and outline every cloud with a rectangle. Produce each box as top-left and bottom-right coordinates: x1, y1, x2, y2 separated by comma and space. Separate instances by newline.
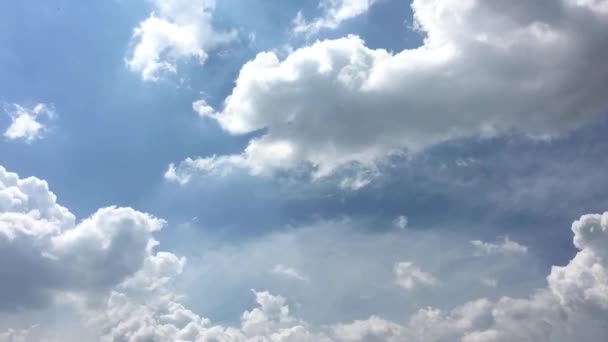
172, 0, 608, 183
137, 207, 607, 342
394, 262, 437, 290
293, 0, 376, 36
3, 103, 55, 143
331, 212, 608, 341
471, 237, 528, 257
0, 165, 168, 311
271, 264, 310, 283
94, 287, 327, 341
3, 163, 608, 341
394, 215, 408, 230
333, 315, 402, 341
126, 0, 237, 81
0, 164, 324, 341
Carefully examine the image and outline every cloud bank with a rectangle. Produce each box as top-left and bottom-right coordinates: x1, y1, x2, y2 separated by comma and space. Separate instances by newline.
171, 0, 608, 183
2, 164, 608, 340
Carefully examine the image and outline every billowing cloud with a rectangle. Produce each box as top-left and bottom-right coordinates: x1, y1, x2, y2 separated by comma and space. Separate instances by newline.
293, 0, 376, 36
126, 0, 237, 81
172, 0, 608, 183
0, 165, 165, 310
0, 165, 323, 341
100, 211, 608, 341
471, 237, 528, 257
2, 163, 608, 341
3, 103, 55, 143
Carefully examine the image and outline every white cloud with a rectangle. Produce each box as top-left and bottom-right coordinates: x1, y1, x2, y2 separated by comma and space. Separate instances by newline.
0, 165, 168, 311
126, 0, 237, 81
172, 0, 608, 183
3, 165, 608, 341
0, 164, 328, 341
3, 103, 55, 143
394, 215, 408, 230
471, 237, 528, 257
293, 0, 376, 36
271, 264, 310, 283
331, 212, 608, 341
394, 261, 437, 289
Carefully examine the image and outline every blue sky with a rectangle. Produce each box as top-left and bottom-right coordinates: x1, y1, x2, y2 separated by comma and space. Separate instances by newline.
1, 0, 608, 341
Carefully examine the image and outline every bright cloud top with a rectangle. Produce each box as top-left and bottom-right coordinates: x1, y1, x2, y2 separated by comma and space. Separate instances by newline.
170, 0, 608, 183
293, 0, 376, 36
126, 0, 237, 81
3, 103, 55, 143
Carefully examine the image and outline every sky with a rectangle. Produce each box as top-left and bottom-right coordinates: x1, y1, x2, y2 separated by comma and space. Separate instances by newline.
1, 0, 608, 341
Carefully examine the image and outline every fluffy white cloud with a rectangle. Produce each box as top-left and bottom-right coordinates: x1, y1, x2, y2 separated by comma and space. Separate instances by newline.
95, 288, 328, 341
123, 211, 608, 342
3, 103, 55, 142
394, 261, 437, 289
126, 0, 237, 81
471, 237, 528, 257
172, 0, 608, 183
0, 165, 327, 341
293, 0, 376, 36
3, 163, 608, 341
0, 165, 167, 311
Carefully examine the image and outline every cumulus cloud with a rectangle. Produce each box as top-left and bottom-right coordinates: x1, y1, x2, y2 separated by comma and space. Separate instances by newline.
471, 236, 528, 257
172, 0, 608, 183
330, 212, 608, 342
394, 261, 437, 289
94, 287, 329, 341
293, 0, 376, 36
133, 212, 608, 342
394, 215, 408, 230
0, 165, 167, 311
3, 103, 55, 143
0, 164, 324, 341
3, 163, 608, 341
126, 0, 237, 81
